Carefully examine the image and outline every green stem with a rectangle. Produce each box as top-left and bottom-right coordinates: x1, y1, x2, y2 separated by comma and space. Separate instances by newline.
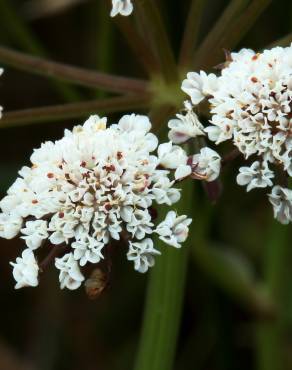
0, 46, 149, 95
136, 0, 178, 82
0, 0, 80, 101
134, 180, 193, 370
179, 0, 206, 68
255, 221, 290, 370
0, 94, 150, 127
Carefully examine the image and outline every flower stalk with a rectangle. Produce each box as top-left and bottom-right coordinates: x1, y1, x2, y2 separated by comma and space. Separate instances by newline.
134, 180, 193, 370
194, 0, 249, 67
179, 0, 206, 68
0, 0, 80, 101
135, 0, 178, 83
111, 15, 160, 75
195, 0, 272, 68
256, 220, 290, 370
0, 46, 149, 95
0, 94, 150, 127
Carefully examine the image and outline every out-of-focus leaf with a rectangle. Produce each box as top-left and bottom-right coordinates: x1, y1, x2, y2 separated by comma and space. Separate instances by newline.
192, 242, 275, 317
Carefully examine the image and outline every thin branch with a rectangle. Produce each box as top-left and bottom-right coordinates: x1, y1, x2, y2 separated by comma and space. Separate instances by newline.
222, 148, 241, 166
0, 46, 149, 94
136, 0, 178, 82
194, 0, 249, 68
112, 16, 160, 75
217, 0, 272, 57
0, 0, 80, 101
196, 0, 272, 68
0, 338, 34, 370
202, 180, 222, 204
179, 0, 206, 68
0, 94, 150, 127
268, 32, 292, 48
39, 245, 68, 271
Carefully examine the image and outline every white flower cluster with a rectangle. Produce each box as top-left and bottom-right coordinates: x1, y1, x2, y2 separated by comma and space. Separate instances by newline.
166, 101, 221, 183
111, 0, 133, 17
181, 45, 292, 224
0, 114, 192, 290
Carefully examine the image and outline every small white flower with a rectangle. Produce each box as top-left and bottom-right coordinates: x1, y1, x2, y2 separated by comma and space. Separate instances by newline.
82, 115, 107, 132
155, 211, 192, 248
237, 161, 274, 192
174, 164, 192, 181
21, 220, 48, 250
168, 102, 205, 144
127, 238, 161, 273
126, 208, 153, 240
0, 213, 22, 239
181, 71, 217, 105
55, 253, 85, 290
110, 0, 133, 17
158, 142, 188, 169
72, 236, 104, 266
204, 116, 233, 144
10, 249, 39, 289
269, 186, 292, 224
48, 212, 78, 245
191, 147, 221, 182
151, 177, 181, 205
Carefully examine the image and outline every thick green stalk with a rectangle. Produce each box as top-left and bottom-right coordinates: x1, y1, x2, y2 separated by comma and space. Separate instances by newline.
134, 180, 193, 370
256, 221, 290, 370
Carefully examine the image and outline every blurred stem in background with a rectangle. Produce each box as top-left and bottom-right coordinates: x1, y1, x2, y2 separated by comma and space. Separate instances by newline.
0, 0, 80, 101
191, 209, 275, 318
179, 0, 206, 69
134, 180, 193, 370
194, 0, 272, 68
93, 1, 114, 99
256, 220, 290, 370
0, 94, 150, 127
135, 0, 177, 83
193, 0, 249, 68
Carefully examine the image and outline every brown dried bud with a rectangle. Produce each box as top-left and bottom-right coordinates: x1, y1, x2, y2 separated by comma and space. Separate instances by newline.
84, 269, 108, 300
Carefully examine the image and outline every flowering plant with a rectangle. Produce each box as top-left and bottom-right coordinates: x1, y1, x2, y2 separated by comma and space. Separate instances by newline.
0, 2, 290, 370
1, 113, 192, 289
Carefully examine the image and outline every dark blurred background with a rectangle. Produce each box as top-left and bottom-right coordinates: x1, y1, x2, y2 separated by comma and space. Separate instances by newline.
0, 1, 291, 370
